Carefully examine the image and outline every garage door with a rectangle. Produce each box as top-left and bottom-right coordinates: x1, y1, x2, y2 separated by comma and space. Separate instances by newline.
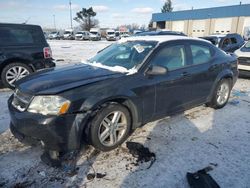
243, 17, 250, 28
192, 20, 206, 37
172, 21, 184, 32
214, 18, 232, 34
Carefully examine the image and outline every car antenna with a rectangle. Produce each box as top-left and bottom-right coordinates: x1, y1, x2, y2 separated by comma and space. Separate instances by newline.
22, 17, 31, 24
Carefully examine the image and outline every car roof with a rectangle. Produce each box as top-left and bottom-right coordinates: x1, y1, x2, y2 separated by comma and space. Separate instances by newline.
0, 23, 41, 28
206, 35, 226, 38
119, 35, 210, 44
204, 33, 241, 38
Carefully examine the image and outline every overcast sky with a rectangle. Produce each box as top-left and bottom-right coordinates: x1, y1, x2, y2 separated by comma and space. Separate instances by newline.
0, 0, 250, 29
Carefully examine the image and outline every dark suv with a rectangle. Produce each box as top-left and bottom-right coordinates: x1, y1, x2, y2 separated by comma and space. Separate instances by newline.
8, 36, 238, 164
201, 33, 245, 53
0, 23, 55, 89
134, 30, 186, 37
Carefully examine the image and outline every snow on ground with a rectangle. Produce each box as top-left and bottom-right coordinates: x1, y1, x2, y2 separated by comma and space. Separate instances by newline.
50, 39, 113, 66
0, 40, 250, 187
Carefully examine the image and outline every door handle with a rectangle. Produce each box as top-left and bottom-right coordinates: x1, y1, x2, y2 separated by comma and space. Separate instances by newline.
209, 64, 218, 71
181, 72, 190, 77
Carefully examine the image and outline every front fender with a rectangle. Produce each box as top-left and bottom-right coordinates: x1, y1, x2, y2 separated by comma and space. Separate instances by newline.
80, 90, 143, 129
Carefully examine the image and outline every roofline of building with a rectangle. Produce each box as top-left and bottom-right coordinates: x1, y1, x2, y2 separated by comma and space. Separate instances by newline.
152, 4, 250, 22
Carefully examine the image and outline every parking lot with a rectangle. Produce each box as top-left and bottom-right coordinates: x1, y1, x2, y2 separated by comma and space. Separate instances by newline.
0, 40, 250, 187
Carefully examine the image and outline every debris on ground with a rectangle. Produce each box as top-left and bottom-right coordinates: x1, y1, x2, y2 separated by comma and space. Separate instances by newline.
191, 137, 199, 141
186, 166, 220, 188
13, 180, 35, 188
38, 171, 46, 177
61, 151, 79, 176
228, 99, 240, 106
232, 90, 248, 97
87, 173, 107, 180
126, 142, 156, 169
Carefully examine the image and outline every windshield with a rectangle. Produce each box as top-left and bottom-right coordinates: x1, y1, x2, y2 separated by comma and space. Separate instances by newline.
203, 37, 219, 45
51, 32, 57, 34
244, 41, 250, 48
87, 41, 157, 71
64, 31, 71, 34
91, 32, 98, 35
107, 32, 115, 35
76, 32, 83, 34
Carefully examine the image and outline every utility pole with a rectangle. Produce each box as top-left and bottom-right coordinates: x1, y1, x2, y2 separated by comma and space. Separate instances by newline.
53, 15, 56, 30
69, 0, 73, 29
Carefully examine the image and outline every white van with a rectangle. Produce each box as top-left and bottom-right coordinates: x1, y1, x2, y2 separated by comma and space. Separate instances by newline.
90, 28, 101, 41
63, 29, 74, 40
75, 31, 90, 40
106, 29, 116, 41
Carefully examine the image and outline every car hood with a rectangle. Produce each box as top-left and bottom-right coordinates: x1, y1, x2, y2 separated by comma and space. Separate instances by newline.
90, 34, 98, 37
64, 34, 72, 37
17, 64, 124, 95
235, 48, 250, 57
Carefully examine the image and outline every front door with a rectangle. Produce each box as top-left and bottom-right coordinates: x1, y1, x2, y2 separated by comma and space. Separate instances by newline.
147, 42, 194, 118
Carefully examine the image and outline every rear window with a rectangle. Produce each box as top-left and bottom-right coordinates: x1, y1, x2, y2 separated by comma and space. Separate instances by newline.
191, 45, 212, 65
0, 25, 45, 46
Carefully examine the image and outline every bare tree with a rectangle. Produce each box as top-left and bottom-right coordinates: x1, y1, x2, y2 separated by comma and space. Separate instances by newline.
74, 7, 99, 31
161, 0, 173, 13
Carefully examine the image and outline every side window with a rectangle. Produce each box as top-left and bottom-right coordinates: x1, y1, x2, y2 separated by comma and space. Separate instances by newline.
151, 45, 186, 71
0, 28, 15, 45
10, 29, 33, 44
0, 27, 41, 45
191, 45, 212, 65
230, 37, 237, 44
222, 38, 231, 48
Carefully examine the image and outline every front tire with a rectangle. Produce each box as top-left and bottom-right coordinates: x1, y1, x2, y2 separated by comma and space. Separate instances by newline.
1, 62, 32, 89
89, 103, 131, 151
208, 79, 231, 109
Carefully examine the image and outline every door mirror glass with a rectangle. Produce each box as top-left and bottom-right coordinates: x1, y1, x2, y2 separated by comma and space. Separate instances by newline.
146, 65, 167, 75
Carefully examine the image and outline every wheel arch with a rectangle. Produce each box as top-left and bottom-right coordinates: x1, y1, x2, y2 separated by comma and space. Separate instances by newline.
208, 70, 234, 102
88, 96, 142, 130
0, 58, 34, 75
79, 96, 142, 145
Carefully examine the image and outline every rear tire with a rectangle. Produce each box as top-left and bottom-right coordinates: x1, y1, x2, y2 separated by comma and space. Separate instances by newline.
89, 103, 131, 151
208, 79, 231, 109
1, 62, 33, 89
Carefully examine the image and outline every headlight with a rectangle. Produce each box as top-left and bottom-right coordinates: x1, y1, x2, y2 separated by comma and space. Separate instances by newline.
27, 96, 70, 115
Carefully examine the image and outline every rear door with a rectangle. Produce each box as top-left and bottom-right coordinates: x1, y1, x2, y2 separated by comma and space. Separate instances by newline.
186, 41, 220, 103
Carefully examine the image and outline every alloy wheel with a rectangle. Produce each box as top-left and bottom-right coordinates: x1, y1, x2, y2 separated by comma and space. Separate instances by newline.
6, 66, 30, 86
98, 111, 128, 147
216, 82, 230, 105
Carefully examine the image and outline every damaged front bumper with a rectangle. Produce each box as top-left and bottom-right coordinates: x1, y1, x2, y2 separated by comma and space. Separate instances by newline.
8, 97, 90, 152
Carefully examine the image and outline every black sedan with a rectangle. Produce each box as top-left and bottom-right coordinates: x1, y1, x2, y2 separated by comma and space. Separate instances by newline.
8, 36, 238, 162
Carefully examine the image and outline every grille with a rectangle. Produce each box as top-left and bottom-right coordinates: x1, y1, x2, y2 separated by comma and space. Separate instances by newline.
12, 89, 33, 111
238, 57, 250, 66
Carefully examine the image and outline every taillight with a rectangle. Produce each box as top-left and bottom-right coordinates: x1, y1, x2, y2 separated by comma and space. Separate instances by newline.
43, 47, 52, 59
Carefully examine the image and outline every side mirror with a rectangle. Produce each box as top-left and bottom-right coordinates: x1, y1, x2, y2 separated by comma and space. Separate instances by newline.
146, 65, 167, 76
